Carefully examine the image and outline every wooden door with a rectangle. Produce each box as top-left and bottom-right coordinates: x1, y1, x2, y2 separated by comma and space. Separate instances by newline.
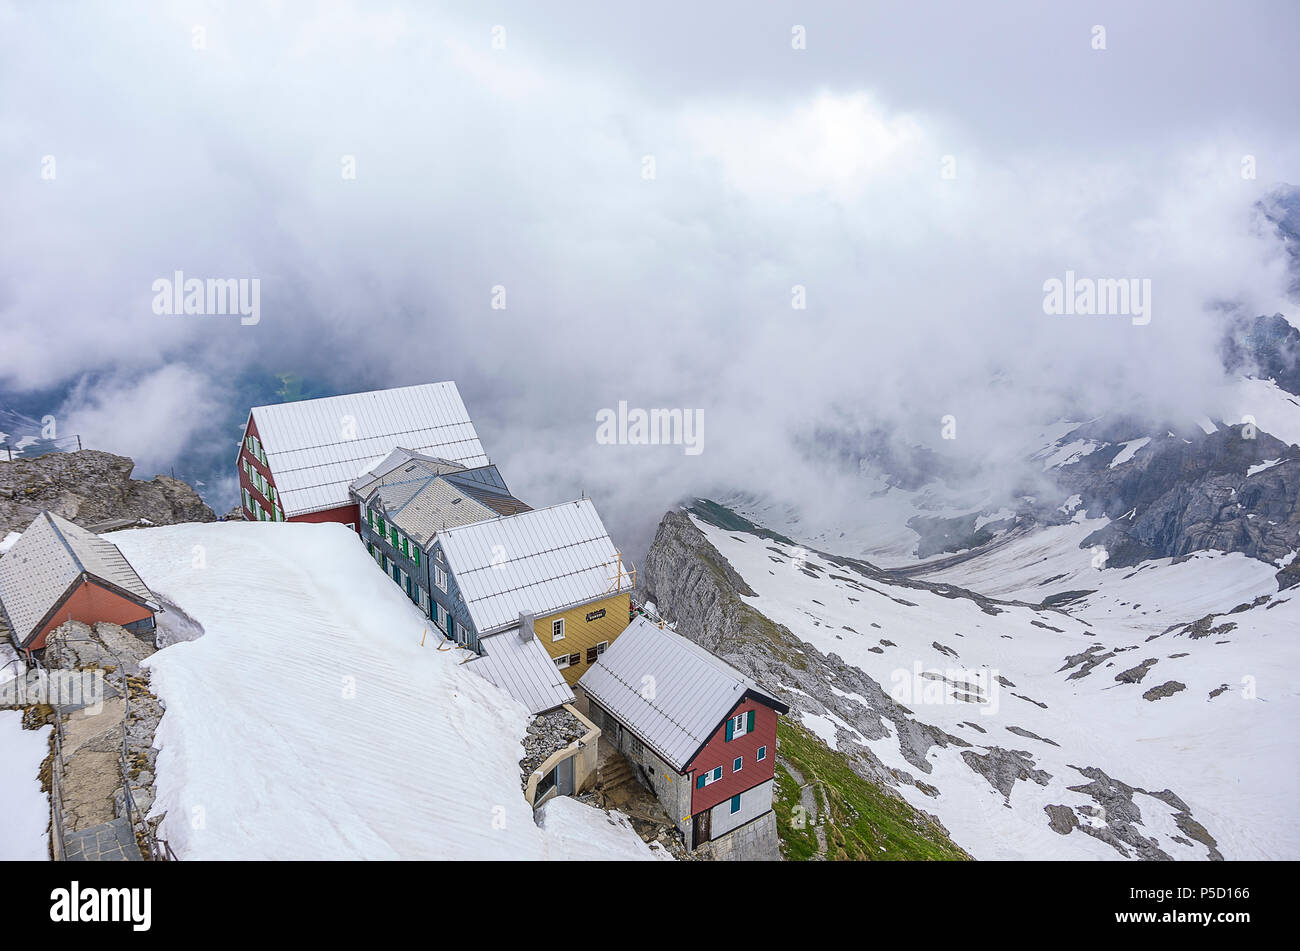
692, 809, 711, 849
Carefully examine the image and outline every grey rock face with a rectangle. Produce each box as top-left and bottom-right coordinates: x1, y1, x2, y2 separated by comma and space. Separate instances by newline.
0, 449, 215, 536
1055, 424, 1300, 570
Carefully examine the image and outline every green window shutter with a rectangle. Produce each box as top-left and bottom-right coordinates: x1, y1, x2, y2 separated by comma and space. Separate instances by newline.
696, 775, 706, 789
725, 719, 734, 742
413, 549, 420, 566
401, 537, 408, 557
747, 710, 756, 733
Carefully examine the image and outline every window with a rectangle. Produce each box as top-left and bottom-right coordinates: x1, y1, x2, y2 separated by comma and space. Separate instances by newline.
418, 588, 429, 613
412, 548, 420, 567
730, 793, 741, 815
400, 536, 409, 557
434, 565, 447, 592
596, 640, 609, 655
554, 654, 571, 670
726, 710, 755, 741
551, 618, 565, 641
733, 756, 743, 772
346, 522, 355, 531
377, 517, 386, 535
390, 526, 399, 547
696, 766, 725, 789
757, 745, 767, 762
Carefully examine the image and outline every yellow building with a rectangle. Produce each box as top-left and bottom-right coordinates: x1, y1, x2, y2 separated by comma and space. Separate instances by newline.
532, 592, 634, 686
432, 498, 637, 695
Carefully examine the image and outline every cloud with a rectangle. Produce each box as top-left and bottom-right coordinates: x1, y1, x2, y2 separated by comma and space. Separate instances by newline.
56, 365, 226, 478
1, 1, 1298, 556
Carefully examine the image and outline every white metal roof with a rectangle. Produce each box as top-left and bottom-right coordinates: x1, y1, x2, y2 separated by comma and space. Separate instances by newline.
467, 628, 575, 715
578, 615, 786, 772
249, 382, 489, 517
0, 512, 158, 649
438, 498, 632, 636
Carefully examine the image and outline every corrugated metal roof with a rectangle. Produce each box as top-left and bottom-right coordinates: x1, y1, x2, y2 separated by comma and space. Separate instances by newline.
578, 616, 787, 772
467, 628, 575, 715
386, 479, 499, 546
348, 448, 467, 500
251, 383, 489, 517
437, 498, 633, 635
0, 512, 158, 649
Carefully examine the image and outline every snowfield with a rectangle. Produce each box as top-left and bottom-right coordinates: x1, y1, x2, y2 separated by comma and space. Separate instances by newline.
692, 513, 1300, 861
0, 709, 50, 860
112, 521, 664, 861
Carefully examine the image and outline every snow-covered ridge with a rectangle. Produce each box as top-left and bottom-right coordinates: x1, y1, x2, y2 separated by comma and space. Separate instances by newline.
111, 521, 664, 861
688, 510, 1299, 860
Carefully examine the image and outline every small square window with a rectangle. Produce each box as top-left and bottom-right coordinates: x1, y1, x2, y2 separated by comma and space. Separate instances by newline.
596, 640, 608, 655
733, 756, 742, 772
554, 654, 570, 670
712, 766, 722, 782
757, 745, 767, 762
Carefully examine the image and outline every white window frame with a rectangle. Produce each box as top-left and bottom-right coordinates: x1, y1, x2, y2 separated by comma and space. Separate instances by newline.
732, 712, 748, 738
554, 654, 571, 670
757, 745, 767, 762
551, 618, 565, 642
434, 565, 447, 593
730, 793, 742, 815
733, 755, 743, 773
596, 640, 608, 655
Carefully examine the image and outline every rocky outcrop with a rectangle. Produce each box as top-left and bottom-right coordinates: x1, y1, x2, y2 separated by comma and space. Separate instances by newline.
639, 510, 969, 828
1049, 422, 1300, 569
0, 449, 215, 536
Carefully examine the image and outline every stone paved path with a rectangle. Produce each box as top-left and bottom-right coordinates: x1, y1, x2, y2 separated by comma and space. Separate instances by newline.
63, 817, 142, 861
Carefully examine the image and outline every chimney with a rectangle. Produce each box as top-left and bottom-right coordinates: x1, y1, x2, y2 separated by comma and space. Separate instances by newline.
518, 610, 535, 641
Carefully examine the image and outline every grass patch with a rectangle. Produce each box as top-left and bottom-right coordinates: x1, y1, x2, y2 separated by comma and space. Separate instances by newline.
775, 719, 970, 861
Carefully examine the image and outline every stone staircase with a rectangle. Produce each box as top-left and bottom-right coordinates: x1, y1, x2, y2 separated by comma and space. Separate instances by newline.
597, 756, 635, 791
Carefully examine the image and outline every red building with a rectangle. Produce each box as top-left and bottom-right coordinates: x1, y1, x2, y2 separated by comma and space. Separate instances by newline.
236, 381, 489, 529
0, 512, 160, 655
579, 615, 789, 858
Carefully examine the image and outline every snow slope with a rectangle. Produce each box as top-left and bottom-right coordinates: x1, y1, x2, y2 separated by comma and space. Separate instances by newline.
691, 513, 1300, 861
112, 521, 662, 861
0, 710, 50, 860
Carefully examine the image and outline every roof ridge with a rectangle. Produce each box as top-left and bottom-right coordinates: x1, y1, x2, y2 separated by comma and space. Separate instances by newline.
438, 496, 593, 536
44, 512, 86, 575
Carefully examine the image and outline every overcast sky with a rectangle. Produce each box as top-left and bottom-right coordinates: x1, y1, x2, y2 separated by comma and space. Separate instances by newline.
2, 1, 1298, 555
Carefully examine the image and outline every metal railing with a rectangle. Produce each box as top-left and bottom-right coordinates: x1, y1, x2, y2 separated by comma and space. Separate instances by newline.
40, 633, 177, 861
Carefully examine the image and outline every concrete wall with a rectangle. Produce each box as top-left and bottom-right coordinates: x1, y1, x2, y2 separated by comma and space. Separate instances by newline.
699, 809, 780, 862
525, 704, 601, 808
